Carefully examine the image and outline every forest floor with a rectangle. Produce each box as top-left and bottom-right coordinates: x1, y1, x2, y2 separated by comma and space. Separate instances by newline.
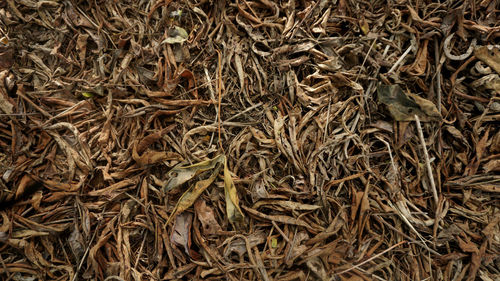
0, 1, 499, 280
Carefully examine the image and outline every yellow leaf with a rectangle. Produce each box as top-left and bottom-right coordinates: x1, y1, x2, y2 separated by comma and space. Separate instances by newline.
224, 157, 244, 223
166, 162, 222, 226
82, 92, 94, 98
163, 155, 224, 191
271, 237, 278, 248
359, 17, 369, 35
164, 154, 245, 227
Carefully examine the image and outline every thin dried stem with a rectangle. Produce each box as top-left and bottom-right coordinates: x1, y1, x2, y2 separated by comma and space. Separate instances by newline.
415, 115, 439, 206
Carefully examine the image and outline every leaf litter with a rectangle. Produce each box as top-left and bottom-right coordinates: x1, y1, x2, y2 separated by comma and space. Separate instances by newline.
0, 1, 499, 281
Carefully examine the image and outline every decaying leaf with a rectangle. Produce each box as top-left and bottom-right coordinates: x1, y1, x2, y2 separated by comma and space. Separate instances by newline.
223, 232, 267, 258
253, 200, 321, 211
194, 199, 222, 235
163, 155, 224, 192
377, 84, 442, 121
401, 40, 429, 76
162, 26, 189, 44
0, 39, 14, 70
132, 139, 182, 166
483, 159, 500, 173
224, 157, 245, 224
68, 226, 85, 262
171, 212, 194, 256
474, 45, 500, 75
285, 231, 309, 266
165, 154, 244, 226
2, 1, 499, 280
0, 71, 14, 114
166, 161, 222, 225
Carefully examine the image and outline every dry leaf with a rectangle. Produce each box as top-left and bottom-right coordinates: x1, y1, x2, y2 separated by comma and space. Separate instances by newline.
194, 199, 222, 235
166, 161, 221, 225
474, 45, 500, 75
163, 155, 223, 192
162, 26, 189, 44
377, 84, 442, 121
224, 157, 244, 224
401, 40, 429, 76
171, 212, 193, 256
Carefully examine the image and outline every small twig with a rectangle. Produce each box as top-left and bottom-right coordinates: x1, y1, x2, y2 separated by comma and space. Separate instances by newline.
355, 38, 377, 83
373, 215, 441, 256
375, 135, 398, 181
387, 45, 412, 74
434, 39, 442, 113
17, 90, 53, 119
224, 102, 263, 122
387, 199, 432, 253
205, 67, 217, 149
323, 97, 331, 143
333, 240, 407, 277
271, 221, 290, 243
216, 49, 225, 154
415, 115, 439, 206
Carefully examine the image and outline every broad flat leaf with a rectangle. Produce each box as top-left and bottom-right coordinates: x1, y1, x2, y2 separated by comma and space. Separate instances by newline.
163, 155, 223, 192
377, 84, 442, 122
171, 212, 193, 256
223, 231, 266, 258
194, 199, 222, 235
166, 162, 222, 225
224, 157, 244, 223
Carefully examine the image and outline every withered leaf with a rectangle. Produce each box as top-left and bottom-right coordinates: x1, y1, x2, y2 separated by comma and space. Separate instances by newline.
166, 162, 221, 225
223, 231, 267, 258
171, 212, 193, 256
224, 156, 244, 223
163, 155, 223, 192
253, 200, 321, 211
194, 199, 222, 235
474, 45, 500, 75
377, 84, 442, 122
162, 26, 189, 44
